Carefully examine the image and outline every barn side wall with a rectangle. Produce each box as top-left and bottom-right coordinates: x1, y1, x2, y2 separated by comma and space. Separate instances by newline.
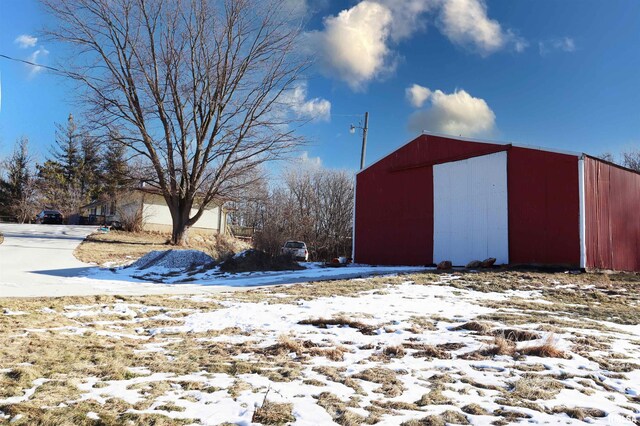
354, 134, 506, 266
584, 157, 640, 271
507, 148, 581, 266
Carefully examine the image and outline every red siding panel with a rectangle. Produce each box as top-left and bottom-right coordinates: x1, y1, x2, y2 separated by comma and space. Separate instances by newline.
355, 166, 433, 265
585, 157, 640, 271
507, 148, 581, 266
355, 134, 506, 265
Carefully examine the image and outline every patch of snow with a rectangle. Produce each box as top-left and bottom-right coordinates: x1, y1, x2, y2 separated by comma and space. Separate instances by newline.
3, 309, 27, 316
0, 378, 49, 405
86, 412, 100, 420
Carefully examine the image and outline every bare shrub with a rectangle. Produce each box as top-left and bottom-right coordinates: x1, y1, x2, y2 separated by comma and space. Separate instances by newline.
117, 201, 146, 233
207, 233, 251, 261
252, 166, 354, 261
219, 249, 303, 273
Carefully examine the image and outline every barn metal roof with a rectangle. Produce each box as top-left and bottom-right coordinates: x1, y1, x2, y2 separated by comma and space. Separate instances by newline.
357, 131, 584, 175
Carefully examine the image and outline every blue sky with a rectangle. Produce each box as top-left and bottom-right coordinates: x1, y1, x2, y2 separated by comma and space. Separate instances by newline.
1, 0, 639, 172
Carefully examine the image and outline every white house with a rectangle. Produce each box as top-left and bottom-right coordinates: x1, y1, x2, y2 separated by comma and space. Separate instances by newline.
80, 189, 227, 234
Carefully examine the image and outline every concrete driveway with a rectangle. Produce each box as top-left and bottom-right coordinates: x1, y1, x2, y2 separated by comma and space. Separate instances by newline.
0, 224, 94, 296
0, 223, 229, 298
0, 224, 428, 298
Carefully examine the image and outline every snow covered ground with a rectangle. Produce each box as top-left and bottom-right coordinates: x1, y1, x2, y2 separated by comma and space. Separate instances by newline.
1, 271, 639, 425
0, 224, 427, 297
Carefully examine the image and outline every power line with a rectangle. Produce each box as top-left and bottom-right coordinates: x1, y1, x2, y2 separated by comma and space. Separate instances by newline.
0, 53, 61, 73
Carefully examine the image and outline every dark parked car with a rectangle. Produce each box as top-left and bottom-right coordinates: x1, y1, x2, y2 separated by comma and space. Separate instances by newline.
35, 209, 63, 224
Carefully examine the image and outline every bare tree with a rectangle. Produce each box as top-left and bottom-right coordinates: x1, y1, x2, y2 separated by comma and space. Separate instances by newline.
622, 149, 640, 172
254, 165, 354, 260
597, 152, 615, 163
43, 0, 307, 244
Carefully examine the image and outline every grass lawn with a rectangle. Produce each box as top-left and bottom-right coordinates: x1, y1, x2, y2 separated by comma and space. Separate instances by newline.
74, 230, 250, 266
0, 271, 639, 425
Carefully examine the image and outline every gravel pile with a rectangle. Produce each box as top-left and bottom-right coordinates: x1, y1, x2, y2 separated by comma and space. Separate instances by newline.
128, 249, 214, 271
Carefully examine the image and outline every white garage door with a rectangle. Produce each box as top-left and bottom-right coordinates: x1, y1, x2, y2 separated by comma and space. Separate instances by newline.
433, 151, 509, 266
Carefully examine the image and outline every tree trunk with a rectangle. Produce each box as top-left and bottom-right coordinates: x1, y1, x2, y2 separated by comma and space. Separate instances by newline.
170, 201, 191, 246
171, 221, 190, 246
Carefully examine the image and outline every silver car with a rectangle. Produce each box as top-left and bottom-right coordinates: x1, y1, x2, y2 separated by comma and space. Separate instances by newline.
281, 241, 309, 261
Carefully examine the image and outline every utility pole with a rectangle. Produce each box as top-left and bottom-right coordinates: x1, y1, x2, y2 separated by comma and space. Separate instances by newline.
351, 112, 369, 170
360, 112, 369, 170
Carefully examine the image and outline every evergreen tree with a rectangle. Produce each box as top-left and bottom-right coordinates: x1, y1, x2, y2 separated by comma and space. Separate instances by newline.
2, 137, 38, 222
52, 113, 81, 186
40, 113, 97, 217
36, 160, 69, 213
79, 133, 103, 200
102, 137, 129, 199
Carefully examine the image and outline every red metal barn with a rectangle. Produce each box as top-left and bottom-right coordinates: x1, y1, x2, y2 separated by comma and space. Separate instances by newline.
354, 134, 640, 272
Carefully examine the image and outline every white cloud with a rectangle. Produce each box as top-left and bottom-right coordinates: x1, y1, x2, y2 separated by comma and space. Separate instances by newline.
307, 0, 525, 90
285, 83, 331, 122
373, 0, 439, 42
304, 1, 394, 91
438, 0, 523, 56
539, 37, 575, 56
299, 151, 322, 167
14, 34, 38, 49
406, 84, 432, 108
27, 47, 50, 77
408, 87, 496, 137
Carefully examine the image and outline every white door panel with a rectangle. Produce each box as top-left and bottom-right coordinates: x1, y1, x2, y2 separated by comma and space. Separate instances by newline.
433, 151, 509, 265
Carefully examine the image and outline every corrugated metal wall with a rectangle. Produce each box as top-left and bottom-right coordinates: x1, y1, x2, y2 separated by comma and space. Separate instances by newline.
354, 134, 506, 265
584, 157, 640, 271
507, 147, 581, 266
355, 134, 587, 267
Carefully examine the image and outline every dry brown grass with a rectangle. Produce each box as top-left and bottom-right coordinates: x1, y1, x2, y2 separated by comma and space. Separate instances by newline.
401, 410, 469, 425
229, 275, 403, 305
452, 321, 493, 334
1, 270, 638, 424
461, 403, 490, 415
155, 402, 186, 412
510, 374, 564, 400
312, 366, 365, 395
552, 406, 607, 420
352, 367, 405, 397
74, 230, 250, 265
414, 270, 640, 327
316, 392, 365, 426
415, 387, 453, 406
382, 345, 405, 358
519, 335, 566, 358
298, 316, 379, 335
251, 400, 295, 425
309, 346, 350, 362
481, 336, 516, 357
492, 328, 540, 342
